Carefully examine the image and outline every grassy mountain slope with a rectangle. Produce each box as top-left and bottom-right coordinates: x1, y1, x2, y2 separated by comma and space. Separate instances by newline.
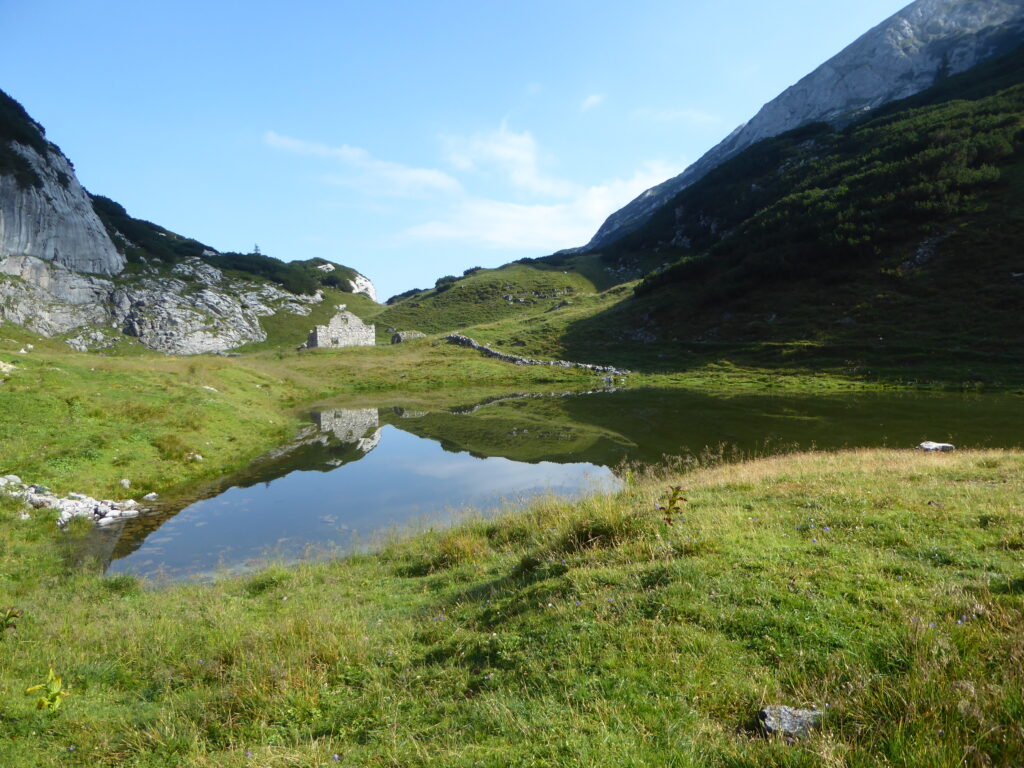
429, 46, 1024, 383
376, 262, 603, 336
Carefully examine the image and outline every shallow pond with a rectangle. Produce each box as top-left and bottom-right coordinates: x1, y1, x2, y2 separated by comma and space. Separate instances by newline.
91, 387, 1024, 580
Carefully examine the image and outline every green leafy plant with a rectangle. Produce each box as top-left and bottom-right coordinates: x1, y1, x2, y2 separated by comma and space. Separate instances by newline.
1, 606, 22, 635
656, 485, 687, 525
25, 668, 70, 711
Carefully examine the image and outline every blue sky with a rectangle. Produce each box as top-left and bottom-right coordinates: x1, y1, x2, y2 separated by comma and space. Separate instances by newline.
1, 0, 910, 299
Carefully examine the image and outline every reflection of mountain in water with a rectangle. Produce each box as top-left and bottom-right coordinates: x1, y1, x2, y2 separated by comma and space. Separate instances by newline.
82, 408, 382, 572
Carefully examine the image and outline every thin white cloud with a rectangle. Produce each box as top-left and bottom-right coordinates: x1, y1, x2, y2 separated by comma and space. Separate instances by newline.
266, 126, 678, 253
264, 131, 461, 197
442, 124, 575, 198
406, 161, 676, 250
581, 93, 606, 111
632, 107, 722, 125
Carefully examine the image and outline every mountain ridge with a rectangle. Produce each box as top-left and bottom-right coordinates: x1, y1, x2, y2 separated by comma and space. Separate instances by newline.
576, 0, 1024, 253
0, 88, 378, 354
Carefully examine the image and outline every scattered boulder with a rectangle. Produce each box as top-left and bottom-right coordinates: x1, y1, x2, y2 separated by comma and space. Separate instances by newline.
391, 330, 426, 344
916, 441, 955, 452
0, 478, 145, 526
758, 705, 822, 739
119, 478, 131, 489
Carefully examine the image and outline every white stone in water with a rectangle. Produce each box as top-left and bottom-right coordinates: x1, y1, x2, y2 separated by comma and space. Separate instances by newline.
916, 441, 955, 452
142, 492, 159, 501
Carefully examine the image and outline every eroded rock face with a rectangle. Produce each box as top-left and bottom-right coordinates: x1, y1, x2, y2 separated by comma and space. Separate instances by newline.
581, 0, 1024, 251
0, 255, 324, 354
0, 143, 124, 275
348, 273, 377, 302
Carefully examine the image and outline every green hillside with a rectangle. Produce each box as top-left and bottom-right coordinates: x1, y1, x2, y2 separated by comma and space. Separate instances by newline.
435, 46, 1024, 383
377, 262, 603, 336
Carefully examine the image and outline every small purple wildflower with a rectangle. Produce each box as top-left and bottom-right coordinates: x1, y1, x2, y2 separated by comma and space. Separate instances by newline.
246, 751, 253, 758
812, 538, 818, 544
929, 621, 936, 628
333, 754, 341, 762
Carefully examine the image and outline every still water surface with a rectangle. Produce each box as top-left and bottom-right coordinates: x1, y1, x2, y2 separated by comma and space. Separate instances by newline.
93, 387, 1024, 580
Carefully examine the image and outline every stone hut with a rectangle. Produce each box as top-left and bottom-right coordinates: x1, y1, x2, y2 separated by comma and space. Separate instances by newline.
301, 306, 375, 349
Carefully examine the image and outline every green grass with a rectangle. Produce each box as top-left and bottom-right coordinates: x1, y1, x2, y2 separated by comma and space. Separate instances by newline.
1, 449, 1022, 766
377, 262, 602, 336
0, 323, 620, 499
234, 288, 385, 352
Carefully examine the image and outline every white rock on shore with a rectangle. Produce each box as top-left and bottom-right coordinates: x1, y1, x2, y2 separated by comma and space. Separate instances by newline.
0, 475, 146, 526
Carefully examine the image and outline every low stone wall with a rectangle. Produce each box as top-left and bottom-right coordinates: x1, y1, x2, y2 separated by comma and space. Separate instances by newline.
443, 334, 629, 376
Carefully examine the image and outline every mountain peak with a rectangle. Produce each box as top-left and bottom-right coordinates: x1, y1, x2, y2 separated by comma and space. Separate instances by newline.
581, 0, 1024, 252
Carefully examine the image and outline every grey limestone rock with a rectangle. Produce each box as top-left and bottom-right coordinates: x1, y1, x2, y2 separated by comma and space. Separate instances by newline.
391, 330, 426, 344
0, 254, 327, 354
0, 143, 124, 275
758, 705, 823, 739
580, 0, 1024, 252
347, 273, 377, 302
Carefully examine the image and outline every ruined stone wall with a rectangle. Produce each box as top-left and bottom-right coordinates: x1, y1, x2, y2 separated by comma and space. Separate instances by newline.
305, 307, 375, 348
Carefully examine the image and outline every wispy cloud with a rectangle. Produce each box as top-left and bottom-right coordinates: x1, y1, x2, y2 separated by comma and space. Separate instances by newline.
581, 93, 606, 112
266, 126, 676, 253
632, 107, 722, 125
442, 124, 574, 198
264, 131, 461, 197
406, 161, 675, 250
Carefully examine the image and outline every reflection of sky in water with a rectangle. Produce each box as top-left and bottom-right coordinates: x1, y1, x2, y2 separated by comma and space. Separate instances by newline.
109, 426, 616, 580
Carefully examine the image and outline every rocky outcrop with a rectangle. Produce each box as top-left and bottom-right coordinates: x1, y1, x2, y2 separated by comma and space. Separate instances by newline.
1, 90, 371, 355
391, 330, 426, 344
580, 0, 1024, 251
348, 273, 377, 302
0, 474, 146, 527
0, 254, 324, 354
0, 143, 124, 275
444, 334, 629, 375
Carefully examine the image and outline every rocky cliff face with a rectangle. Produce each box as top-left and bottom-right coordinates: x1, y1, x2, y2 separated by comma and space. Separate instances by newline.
348, 273, 377, 303
581, 0, 1024, 252
0, 254, 324, 354
0, 142, 124, 275
0, 90, 378, 354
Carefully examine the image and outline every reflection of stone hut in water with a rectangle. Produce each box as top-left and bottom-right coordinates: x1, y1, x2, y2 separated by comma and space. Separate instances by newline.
312, 408, 381, 454
300, 306, 375, 349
